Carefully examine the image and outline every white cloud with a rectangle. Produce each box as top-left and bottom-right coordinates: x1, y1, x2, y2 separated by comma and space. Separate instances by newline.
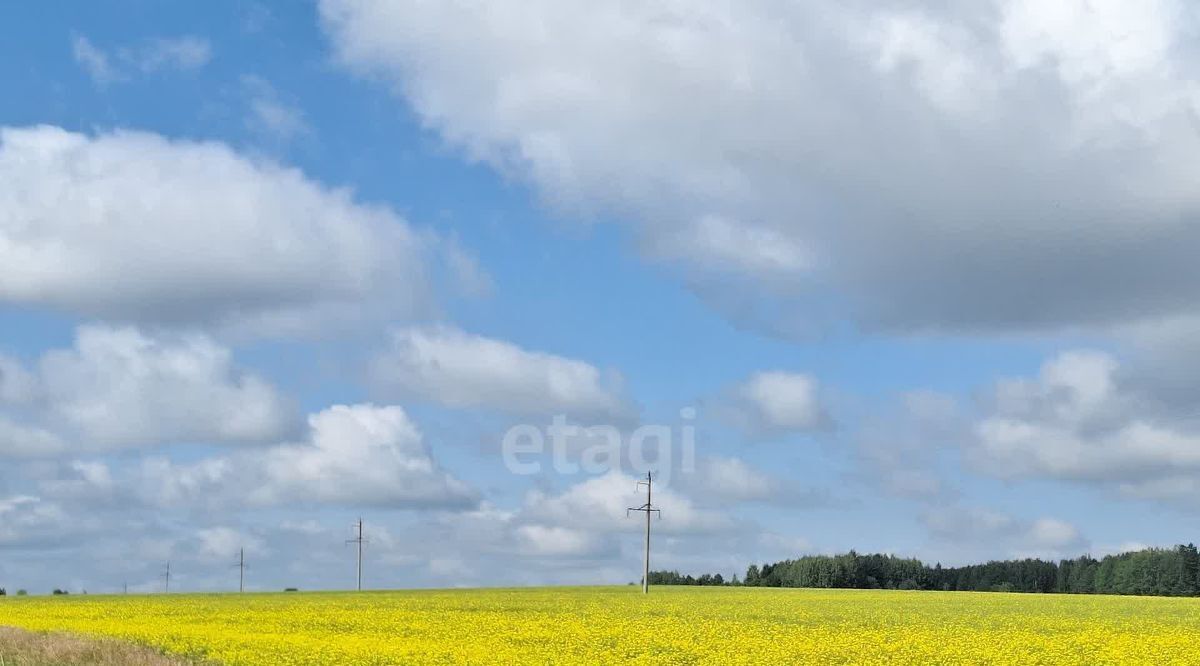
720, 371, 825, 434
688, 456, 780, 502
850, 390, 964, 501
8, 463, 768, 590
678, 456, 826, 506
133, 36, 212, 72
195, 526, 266, 562
969, 350, 1200, 497
137, 404, 478, 510
242, 75, 310, 142
0, 325, 295, 455
999, 0, 1174, 86
513, 524, 605, 557
441, 237, 494, 299
71, 34, 210, 85
251, 404, 477, 507
922, 505, 1087, 559
0, 495, 68, 547
371, 325, 633, 419
0, 354, 35, 404
1098, 541, 1154, 557
1028, 518, 1082, 550
0, 125, 451, 336
642, 214, 810, 281
71, 35, 119, 85
137, 457, 233, 508
0, 417, 66, 458
42, 325, 295, 449
320, 0, 1200, 334
36, 461, 117, 505
521, 471, 730, 536
406, 472, 738, 567
923, 506, 1017, 541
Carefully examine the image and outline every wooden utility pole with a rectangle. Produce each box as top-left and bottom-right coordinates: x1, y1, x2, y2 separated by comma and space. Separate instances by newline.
627, 472, 661, 594
236, 548, 245, 593
346, 518, 367, 591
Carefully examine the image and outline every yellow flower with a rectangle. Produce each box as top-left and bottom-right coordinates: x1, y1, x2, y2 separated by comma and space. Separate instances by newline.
2, 586, 1199, 664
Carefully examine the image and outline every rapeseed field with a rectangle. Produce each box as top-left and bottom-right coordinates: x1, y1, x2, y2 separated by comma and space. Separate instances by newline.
2, 586, 1199, 664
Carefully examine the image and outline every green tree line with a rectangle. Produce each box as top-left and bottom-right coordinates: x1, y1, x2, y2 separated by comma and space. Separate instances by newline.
650, 543, 1200, 596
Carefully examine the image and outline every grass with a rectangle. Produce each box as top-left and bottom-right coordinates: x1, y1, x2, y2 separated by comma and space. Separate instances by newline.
0, 626, 200, 665
3, 586, 1200, 664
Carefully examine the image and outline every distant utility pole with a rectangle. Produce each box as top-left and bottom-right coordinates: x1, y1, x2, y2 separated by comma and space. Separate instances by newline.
163, 561, 171, 594
627, 472, 661, 594
346, 518, 368, 591
233, 548, 246, 593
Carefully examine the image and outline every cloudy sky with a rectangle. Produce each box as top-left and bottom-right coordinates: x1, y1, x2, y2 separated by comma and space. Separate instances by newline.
4, 1, 1200, 593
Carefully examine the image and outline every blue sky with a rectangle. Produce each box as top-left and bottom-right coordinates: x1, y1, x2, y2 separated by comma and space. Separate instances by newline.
3, 1, 1200, 593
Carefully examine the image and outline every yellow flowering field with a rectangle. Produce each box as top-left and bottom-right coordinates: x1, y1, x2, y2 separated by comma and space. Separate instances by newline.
2, 586, 1199, 664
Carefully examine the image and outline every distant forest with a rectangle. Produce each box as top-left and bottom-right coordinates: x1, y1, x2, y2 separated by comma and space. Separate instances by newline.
649, 544, 1200, 597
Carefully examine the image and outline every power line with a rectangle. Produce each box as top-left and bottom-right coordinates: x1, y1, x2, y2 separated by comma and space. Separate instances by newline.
627, 471, 661, 594
163, 561, 171, 594
346, 518, 368, 591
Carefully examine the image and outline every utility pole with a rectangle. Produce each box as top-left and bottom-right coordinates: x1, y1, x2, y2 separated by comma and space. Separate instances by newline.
627, 472, 661, 594
163, 561, 170, 594
233, 548, 245, 593
346, 518, 367, 591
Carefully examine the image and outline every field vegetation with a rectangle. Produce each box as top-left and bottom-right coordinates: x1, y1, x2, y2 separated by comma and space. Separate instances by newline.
3, 586, 1200, 664
0, 626, 199, 665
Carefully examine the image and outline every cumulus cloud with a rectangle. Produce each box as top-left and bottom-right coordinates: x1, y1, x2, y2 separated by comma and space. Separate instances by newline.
371, 325, 633, 420
136, 404, 477, 510
42, 326, 295, 448
521, 471, 731, 536
409, 471, 739, 567
320, 0, 1200, 334
513, 524, 609, 558
0, 125, 467, 336
0, 325, 296, 455
969, 350, 1200, 501
12, 462, 779, 590
195, 526, 266, 562
250, 404, 477, 507
718, 371, 825, 435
